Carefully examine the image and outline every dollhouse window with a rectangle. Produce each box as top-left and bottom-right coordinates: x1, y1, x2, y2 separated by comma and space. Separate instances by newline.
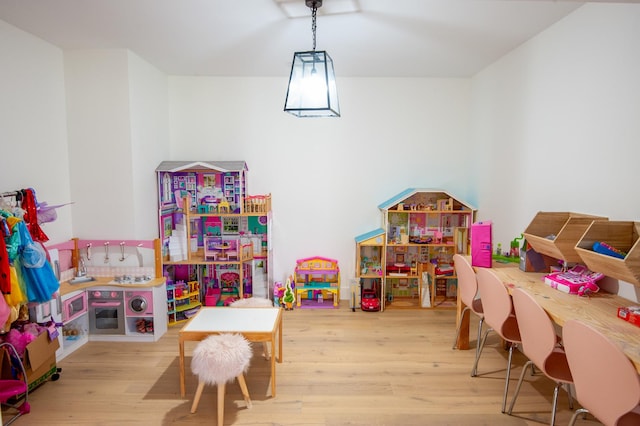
162, 173, 171, 203
203, 174, 216, 188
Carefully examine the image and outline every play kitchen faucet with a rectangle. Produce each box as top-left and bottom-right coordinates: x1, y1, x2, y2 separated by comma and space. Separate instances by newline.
69, 255, 95, 284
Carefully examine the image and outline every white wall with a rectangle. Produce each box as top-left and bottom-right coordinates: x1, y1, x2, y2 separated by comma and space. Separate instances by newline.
470, 3, 640, 299
64, 49, 134, 237
127, 52, 171, 238
168, 76, 472, 284
0, 19, 72, 243
64, 49, 169, 239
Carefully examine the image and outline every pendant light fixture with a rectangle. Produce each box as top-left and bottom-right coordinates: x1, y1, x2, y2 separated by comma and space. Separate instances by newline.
284, 0, 340, 117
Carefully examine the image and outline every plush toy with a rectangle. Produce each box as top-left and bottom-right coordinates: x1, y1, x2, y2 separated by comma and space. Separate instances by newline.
4, 328, 36, 357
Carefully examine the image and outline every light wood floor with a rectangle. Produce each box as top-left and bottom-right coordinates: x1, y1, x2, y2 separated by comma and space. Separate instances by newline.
8, 302, 601, 425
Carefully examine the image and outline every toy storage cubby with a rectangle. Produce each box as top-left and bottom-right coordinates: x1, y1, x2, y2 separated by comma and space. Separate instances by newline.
523, 211, 608, 263
156, 161, 272, 324
575, 220, 640, 286
360, 189, 475, 310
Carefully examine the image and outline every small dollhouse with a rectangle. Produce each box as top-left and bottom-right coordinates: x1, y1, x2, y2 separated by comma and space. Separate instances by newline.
293, 256, 340, 308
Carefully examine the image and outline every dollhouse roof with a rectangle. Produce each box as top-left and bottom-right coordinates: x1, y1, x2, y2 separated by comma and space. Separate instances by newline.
377, 188, 476, 211
355, 228, 386, 244
155, 161, 248, 173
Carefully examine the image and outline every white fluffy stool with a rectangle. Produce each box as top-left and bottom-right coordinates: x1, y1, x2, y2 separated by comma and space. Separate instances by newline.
229, 297, 274, 359
190, 333, 252, 424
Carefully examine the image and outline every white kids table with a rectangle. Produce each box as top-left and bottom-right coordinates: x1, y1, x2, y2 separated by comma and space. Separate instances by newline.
178, 307, 283, 398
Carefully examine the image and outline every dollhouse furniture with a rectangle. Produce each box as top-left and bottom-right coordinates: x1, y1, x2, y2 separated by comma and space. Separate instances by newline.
294, 256, 340, 307
244, 194, 271, 213
203, 238, 241, 262
203, 236, 220, 260
219, 272, 241, 305
218, 198, 230, 213
190, 334, 252, 424
179, 307, 283, 398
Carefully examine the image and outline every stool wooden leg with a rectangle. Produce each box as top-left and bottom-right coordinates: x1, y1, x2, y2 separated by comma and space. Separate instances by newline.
237, 373, 252, 409
217, 382, 226, 426
190, 381, 205, 413
262, 342, 270, 360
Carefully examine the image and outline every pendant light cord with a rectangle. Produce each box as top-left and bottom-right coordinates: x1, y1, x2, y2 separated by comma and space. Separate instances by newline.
311, 3, 317, 51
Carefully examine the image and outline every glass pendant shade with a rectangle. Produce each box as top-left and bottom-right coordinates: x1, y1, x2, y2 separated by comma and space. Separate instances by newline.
284, 50, 340, 118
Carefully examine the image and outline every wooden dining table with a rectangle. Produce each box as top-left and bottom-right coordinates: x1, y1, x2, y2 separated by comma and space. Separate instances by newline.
454, 261, 640, 373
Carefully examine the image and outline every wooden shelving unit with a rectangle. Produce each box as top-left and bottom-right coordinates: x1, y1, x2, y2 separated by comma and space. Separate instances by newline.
523, 211, 607, 263
575, 220, 640, 285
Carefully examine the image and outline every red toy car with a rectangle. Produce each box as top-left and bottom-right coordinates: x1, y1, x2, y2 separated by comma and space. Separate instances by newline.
361, 289, 380, 312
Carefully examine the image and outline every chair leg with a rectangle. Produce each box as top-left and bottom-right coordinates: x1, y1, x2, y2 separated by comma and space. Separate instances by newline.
217, 382, 226, 426
565, 383, 574, 409
190, 381, 205, 413
568, 408, 589, 426
452, 306, 470, 349
471, 327, 493, 377
507, 360, 533, 415
550, 381, 562, 426
474, 317, 485, 361
237, 373, 252, 409
501, 343, 516, 413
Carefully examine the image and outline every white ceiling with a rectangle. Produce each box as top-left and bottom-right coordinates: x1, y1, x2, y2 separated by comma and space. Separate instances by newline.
0, 0, 624, 78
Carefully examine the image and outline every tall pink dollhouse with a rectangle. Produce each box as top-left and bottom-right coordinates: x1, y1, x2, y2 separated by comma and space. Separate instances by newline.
155, 161, 272, 324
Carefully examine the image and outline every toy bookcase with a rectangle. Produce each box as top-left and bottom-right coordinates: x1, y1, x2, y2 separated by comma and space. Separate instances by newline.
294, 256, 340, 308
523, 211, 608, 263
575, 220, 640, 286
367, 188, 475, 310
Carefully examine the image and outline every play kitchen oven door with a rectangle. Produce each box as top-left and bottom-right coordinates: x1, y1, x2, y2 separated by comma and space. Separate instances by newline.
88, 290, 125, 335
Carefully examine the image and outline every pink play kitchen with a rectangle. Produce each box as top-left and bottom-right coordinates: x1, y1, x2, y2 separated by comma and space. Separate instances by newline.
44, 238, 168, 360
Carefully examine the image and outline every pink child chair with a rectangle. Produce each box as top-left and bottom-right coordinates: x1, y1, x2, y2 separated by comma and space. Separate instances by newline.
563, 320, 640, 426
0, 342, 30, 425
474, 268, 522, 413
451, 254, 484, 371
507, 288, 574, 425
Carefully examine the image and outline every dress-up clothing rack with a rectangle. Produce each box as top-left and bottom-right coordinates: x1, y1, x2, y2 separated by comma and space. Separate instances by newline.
0, 188, 49, 243
0, 190, 22, 208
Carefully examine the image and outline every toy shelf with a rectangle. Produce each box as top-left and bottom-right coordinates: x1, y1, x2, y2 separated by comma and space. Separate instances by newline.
523, 211, 608, 263
575, 221, 640, 286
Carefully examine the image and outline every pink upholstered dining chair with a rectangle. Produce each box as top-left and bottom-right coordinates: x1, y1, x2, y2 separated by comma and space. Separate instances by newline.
563, 319, 640, 426
474, 267, 522, 413
507, 288, 573, 425
451, 255, 485, 371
